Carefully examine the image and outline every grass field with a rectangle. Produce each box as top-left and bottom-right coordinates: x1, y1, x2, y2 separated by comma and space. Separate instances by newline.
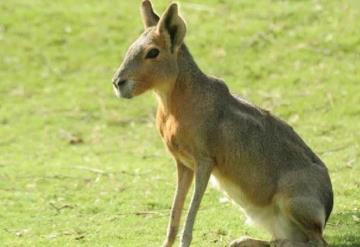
0, 0, 359, 246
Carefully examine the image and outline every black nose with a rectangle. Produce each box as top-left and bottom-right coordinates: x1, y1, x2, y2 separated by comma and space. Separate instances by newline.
113, 77, 127, 88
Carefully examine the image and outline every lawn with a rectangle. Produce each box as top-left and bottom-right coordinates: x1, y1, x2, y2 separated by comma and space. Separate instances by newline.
0, 0, 359, 246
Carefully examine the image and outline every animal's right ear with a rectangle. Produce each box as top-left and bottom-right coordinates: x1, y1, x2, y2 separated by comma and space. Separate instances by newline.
156, 3, 186, 53
140, 0, 160, 28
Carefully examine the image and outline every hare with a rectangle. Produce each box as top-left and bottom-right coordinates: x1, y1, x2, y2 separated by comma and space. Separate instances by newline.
112, 1, 333, 246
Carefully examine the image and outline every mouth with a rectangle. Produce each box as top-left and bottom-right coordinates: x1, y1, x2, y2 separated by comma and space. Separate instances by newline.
113, 81, 134, 99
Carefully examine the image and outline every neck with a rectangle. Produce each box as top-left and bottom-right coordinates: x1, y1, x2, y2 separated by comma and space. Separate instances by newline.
154, 45, 205, 113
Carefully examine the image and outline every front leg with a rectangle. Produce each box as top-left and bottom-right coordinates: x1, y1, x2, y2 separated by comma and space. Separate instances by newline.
180, 159, 213, 247
163, 161, 194, 247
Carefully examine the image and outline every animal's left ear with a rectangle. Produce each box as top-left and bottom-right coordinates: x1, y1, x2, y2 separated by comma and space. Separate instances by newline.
157, 3, 186, 53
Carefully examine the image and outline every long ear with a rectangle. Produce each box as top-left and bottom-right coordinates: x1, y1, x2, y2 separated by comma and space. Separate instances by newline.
140, 0, 160, 28
157, 3, 186, 53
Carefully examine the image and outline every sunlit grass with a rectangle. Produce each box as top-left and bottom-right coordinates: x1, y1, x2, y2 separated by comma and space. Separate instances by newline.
0, 0, 359, 246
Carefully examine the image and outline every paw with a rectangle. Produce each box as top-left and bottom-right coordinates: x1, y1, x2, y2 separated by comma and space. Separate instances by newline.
162, 239, 175, 247
230, 236, 269, 247
162, 242, 171, 247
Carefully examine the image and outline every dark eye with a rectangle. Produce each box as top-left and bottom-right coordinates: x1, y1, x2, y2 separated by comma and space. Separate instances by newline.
145, 48, 160, 59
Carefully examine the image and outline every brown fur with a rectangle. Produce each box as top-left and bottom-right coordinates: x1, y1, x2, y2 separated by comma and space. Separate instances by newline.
112, 1, 333, 247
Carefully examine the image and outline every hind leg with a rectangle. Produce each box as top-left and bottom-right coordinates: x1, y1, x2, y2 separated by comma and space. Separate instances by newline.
230, 236, 270, 247
230, 195, 328, 247
270, 197, 328, 247
270, 239, 316, 247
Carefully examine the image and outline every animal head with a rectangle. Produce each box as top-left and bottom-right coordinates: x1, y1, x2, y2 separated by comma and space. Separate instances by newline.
112, 0, 186, 99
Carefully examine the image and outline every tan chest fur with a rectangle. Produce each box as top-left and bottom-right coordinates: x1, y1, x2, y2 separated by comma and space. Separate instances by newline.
156, 109, 196, 169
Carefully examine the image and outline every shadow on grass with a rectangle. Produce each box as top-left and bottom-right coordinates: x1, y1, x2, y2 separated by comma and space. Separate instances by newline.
331, 237, 360, 247
327, 210, 360, 247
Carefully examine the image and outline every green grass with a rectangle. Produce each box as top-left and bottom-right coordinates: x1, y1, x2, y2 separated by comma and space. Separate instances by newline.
0, 0, 359, 246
